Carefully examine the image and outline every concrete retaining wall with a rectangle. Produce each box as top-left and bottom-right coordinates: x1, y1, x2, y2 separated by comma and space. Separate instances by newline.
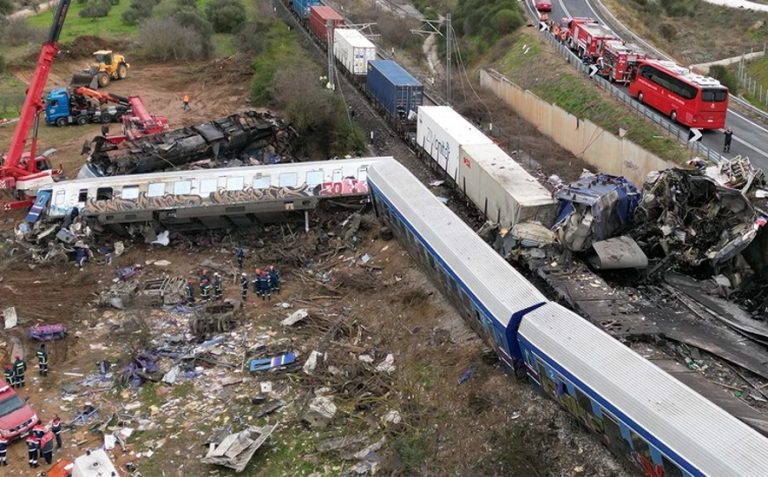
479, 69, 674, 185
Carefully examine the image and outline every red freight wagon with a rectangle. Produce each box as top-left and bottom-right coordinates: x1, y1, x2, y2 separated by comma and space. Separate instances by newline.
309, 6, 345, 44
571, 22, 615, 60
597, 40, 647, 83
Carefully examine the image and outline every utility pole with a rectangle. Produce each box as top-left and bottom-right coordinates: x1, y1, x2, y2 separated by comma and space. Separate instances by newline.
446, 13, 452, 105
327, 20, 335, 90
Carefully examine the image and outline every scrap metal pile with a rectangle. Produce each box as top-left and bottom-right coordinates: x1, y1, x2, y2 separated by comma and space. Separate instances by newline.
83, 110, 297, 177
632, 167, 763, 271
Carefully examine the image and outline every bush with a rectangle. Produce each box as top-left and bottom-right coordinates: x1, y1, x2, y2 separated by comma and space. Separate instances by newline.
140, 17, 212, 60
174, 7, 213, 36
176, 0, 197, 8
0, 18, 46, 46
79, 0, 112, 18
121, 0, 157, 24
0, 54, 5, 74
205, 0, 245, 33
709, 65, 739, 94
659, 22, 677, 41
0, 0, 12, 15
235, 20, 267, 55
492, 9, 521, 35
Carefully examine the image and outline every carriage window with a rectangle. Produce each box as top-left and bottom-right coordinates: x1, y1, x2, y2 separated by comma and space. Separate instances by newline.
96, 187, 113, 200
305, 170, 323, 186
147, 183, 165, 197
661, 455, 683, 477
253, 175, 271, 188
575, 387, 592, 413
226, 176, 244, 191
332, 169, 343, 182
173, 180, 192, 195
54, 190, 65, 206
78, 189, 88, 202
279, 173, 298, 187
122, 186, 139, 200
630, 431, 651, 461
200, 178, 217, 194
358, 166, 368, 181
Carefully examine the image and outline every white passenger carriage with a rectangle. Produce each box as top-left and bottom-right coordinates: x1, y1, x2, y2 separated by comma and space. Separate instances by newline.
39, 158, 381, 227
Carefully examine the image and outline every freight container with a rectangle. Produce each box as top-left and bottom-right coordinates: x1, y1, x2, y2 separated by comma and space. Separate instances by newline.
292, 0, 321, 19
457, 143, 557, 229
366, 60, 423, 119
309, 6, 344, 43
333, 28, 377, 76
415, 106, 492, 181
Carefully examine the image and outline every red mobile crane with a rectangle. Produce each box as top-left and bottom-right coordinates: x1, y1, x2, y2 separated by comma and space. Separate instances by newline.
0, 0, 70, 210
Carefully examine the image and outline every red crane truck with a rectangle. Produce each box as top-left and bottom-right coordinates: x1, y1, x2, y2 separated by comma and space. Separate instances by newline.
0, 0, 71, 209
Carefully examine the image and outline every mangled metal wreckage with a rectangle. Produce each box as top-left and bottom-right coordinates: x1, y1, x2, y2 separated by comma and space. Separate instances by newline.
79, 110, 296, 178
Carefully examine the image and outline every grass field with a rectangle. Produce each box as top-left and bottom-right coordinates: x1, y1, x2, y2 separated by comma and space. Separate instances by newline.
0, 74, 26, 119
26, 0, 137, 43
492, 32, 687, 164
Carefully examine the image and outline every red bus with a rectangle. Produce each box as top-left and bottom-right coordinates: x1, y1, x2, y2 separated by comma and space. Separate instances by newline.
628, 59, 728, 129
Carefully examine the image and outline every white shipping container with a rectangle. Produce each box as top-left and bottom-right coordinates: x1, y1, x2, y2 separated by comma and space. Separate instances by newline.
416, 106, 492, 181
333, 29, 377, 76
457, 143, 557, 228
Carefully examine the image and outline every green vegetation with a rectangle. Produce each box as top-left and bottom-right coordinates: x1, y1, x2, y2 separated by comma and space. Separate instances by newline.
496, 32, 687, 163
708, 65, 739, 93
392, 431, 433, 473
451, 0, 524, 62
26, 0, 136, 42
204, 0, 244, 33
0, 73, 25, 119
0, 0, 12, 15
727, 57, 768, 112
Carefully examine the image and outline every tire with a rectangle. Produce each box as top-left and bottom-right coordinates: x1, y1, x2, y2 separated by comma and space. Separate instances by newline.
55, 117, 67, 127
76, 116, 88, 125
670, 110, 677, 123
100, 113, 112, 124
117, 64, 127, 80
97, 73, 110, 88
637, 92, 644, 104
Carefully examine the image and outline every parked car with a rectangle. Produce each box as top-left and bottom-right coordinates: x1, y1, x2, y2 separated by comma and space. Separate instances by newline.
0, 382, 38, 440
535, 0, 552, 12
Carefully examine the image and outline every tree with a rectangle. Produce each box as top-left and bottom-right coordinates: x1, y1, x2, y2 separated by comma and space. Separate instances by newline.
205, 0, 245, 33
140, 17, 211, 60
235, 20, 267, 55
492, 9, 521, 35
0, 0, 13, 15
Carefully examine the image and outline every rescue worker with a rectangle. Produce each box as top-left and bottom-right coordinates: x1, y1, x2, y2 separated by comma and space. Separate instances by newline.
74, 246, 87, 268
182, 94, 190, 111
13, 355, 26, 388
724, 127, 733, 153
200, 278, 211, 302
3, 364, 14, 387
52, 415, 63, 449
40, 430, 54, 465
213, 273, 223, 301
258, 269, 271, 301
252, 269, 262, 299
240, 273, 248, 301
235, 247, 245, 269
268, 265, 280, 295
31, 424, 45, 440
0, 434, 7, 466
26, 433, 39, 468
36, 343, 48, 377
200, 268, 211, 285
185, 278, 195, 305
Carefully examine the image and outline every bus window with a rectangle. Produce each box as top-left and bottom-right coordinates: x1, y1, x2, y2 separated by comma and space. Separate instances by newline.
200, 178, 217, 194
253, 175, 271, 188
305, 170, 323, 186
147, 183, 165, 197
701, 88, 727, 102
96, 187, 113, 201
226, 176, 244, 191
279, 173, 298, 187
122, 186, 139, 200
173, 181, 192, 195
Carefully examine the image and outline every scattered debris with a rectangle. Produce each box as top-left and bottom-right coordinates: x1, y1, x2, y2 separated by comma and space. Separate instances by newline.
589, 236, 648, 269
303, 396, 337, 428
28, 323, 67, 341
201, 424, 277, 473
2, 307, 17, 329
249, 352, 297, 373
281, 308, 309, 327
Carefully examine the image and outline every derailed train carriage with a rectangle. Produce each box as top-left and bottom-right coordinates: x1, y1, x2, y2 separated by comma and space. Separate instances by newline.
367, 158, 768, 477
35, 158, 379, 229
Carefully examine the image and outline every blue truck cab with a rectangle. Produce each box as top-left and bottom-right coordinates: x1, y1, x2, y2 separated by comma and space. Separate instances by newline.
45, 87, 82, 126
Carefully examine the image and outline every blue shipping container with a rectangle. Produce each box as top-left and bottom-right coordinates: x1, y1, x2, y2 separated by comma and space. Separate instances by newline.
366, 60, 424, 119
292, 0, 321, 18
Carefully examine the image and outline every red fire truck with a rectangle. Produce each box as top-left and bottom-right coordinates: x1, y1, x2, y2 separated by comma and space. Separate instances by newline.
570, 21, 616, 60
563, 17, 596, 47
597, 40, 648, 83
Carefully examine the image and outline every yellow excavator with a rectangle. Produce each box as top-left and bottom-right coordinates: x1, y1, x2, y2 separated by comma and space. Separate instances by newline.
71, 50, 129, 89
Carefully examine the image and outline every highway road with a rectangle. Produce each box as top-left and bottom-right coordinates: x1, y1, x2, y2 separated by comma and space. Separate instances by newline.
537, 0, 768, 170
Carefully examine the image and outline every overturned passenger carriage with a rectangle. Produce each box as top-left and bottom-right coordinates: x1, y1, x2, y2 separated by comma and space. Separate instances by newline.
80, 110, 295, 178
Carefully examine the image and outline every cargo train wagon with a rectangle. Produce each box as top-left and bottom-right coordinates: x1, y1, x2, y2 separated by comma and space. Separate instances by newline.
280, 0, 425, 128
367, 158, 768, 477
34, 158, 380, 227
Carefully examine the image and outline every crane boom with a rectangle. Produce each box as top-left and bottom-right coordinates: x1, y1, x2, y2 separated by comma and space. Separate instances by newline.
2, 0, 70, 181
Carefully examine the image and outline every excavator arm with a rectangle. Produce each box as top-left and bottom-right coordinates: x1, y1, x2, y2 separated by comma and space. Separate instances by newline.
71, 86, 129, 107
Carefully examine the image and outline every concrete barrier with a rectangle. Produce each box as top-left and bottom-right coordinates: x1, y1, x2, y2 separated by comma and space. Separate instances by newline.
479, 69, 675, 185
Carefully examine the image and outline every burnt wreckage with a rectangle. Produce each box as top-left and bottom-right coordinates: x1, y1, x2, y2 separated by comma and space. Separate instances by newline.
82, 110, 296, 177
